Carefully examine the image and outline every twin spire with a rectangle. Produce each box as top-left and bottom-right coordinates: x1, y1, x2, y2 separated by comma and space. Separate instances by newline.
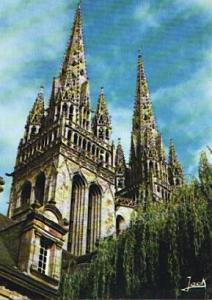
22, 4, 183, 188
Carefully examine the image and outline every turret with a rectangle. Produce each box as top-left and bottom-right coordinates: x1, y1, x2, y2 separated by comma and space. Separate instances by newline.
115, 139, 126, 191
168, 140, 184, 186
93, 87, 112, 142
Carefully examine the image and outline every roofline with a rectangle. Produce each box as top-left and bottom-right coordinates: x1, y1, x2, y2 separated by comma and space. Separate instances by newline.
0, 265, 58, 299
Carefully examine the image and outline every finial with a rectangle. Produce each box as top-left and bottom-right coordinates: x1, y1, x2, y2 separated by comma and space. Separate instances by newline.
138, 49, 142, 58
118, 138, 121, 144
170, 139, 174, 147
100, 86, 104, 95
38, 86, 44, 97
78, 0, 82, 9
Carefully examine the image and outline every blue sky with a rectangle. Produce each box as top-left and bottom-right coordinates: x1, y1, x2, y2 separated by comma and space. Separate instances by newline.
0, 0, 211, 214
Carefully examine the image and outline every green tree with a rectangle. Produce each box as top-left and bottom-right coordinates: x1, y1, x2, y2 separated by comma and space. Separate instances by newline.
61, 153, 212, 299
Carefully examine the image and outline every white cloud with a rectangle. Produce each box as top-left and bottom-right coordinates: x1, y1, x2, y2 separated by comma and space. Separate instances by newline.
134, 2, 160, 30
0, 0, 72, 214
176, 0, 212, 9
110, 105, 132, 159
152, 45, 212, 177
174, 0, 212, 18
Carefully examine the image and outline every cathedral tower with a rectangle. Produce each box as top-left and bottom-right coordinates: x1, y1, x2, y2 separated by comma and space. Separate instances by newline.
8, 4, 116, 274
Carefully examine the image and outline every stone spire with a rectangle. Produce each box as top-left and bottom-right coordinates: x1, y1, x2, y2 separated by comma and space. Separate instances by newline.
133, 52, 156, 133
93, 87, 112, 141
168, 139, 184, 186
127, 52, 170, 202
25, 86, 45, 141
115, 139, 126, 172
60, 3, 88, 88
115, 139, 126, 191
48, 3, 91, 130
130, 52, 158, 166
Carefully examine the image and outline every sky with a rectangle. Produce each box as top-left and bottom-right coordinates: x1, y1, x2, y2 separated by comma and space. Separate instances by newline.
0, 0, 211, 214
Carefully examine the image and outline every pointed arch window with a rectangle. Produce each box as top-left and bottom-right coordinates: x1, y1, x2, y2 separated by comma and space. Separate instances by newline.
31, 126, 37, 135
82, 139, 87, 150
74, 133, 78, 145
105, 129, 109, 140
86, 184, 102, 253
105, 152, 109, 164
99, 115, 104, 124
69, 105, 73, 120
99, 127, 104, 139
62, 103, 68, 115
92, 145, 96, 155
35, 172, 46, 205
87, 142, 91, 153
21, 181, 32, 206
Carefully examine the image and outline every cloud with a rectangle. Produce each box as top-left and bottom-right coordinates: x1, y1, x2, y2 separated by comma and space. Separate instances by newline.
134, 2, 160, 30
176, 0, 212, 9
0, 0, 73, 214
152, 46, 212, 177
174, 0, 212, 18
0, 0, 211, 214
110, 105, 132, 159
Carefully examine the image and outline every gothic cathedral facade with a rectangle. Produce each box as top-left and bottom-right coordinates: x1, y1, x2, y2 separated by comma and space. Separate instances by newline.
0, 4, 184, 299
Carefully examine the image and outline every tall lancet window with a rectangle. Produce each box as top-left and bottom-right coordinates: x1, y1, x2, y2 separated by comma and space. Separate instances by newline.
69, 175, 87, 256
21, 180, 32, 206
86, 184, 102, 253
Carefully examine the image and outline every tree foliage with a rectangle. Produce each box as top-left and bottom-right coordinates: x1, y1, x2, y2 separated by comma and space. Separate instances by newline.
61, 152, 212, 299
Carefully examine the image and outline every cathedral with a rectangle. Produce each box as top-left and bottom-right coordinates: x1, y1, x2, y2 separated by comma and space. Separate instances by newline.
0, 4, 184, 299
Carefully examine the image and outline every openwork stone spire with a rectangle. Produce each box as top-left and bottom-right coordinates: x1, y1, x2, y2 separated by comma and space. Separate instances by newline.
127, 52, 170, 201
130, 52, 158, 166
60, 4, 88, 88
93, 87, 112, 141
48, 3, 91, 130
115, 139, 126, 191
115, 139, 126, 172
133, 52, 156, 133
168, 139, 184, 186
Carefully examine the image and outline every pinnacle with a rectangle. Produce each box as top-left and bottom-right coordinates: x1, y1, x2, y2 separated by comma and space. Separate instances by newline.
100, 86, 104, 95
96, 87, 108, 115
169, 139, 182, 167
115, 138, 126, 167
137, 51, 146, 82
38, 86, 44, 98
138, 48, 142, 58
78, 1, 82, 9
